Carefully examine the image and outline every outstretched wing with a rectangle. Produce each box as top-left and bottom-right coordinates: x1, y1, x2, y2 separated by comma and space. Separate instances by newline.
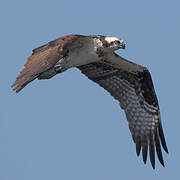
11, 34, 84, 93
77, 53, 168, 168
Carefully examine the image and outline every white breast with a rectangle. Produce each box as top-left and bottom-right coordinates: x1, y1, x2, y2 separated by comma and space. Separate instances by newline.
65, 38, 102, 68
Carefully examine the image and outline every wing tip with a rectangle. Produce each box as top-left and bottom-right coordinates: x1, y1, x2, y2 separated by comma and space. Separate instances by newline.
134, 130, 167, 169
163, 145, 169, 154
149, 136, 155, 169
11, 82, 23, 93
135, 137, 141, 156
142, 147, 148, 165
158, 122, 169, 154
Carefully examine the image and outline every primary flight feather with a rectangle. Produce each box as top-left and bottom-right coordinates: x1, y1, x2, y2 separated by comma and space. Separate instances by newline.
12, 34, 168, 168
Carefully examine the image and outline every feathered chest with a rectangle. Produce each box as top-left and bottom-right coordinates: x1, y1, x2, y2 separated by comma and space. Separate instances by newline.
65, 39, 101, 68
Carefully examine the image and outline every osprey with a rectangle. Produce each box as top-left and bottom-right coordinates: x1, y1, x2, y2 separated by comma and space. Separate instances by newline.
12, 34, 168, 169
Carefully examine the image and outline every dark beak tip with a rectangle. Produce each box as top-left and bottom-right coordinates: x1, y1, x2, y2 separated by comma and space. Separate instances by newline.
122, 44, 126, 49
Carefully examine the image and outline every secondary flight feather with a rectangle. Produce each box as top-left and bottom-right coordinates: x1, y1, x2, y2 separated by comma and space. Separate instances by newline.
11, 34, 168, 168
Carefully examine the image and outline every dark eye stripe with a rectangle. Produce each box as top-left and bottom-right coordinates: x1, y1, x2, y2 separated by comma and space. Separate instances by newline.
115, 40, 120, 44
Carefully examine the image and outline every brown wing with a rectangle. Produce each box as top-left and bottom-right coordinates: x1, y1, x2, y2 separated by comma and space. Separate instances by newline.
77, 55, 168, 169
11, 34, 85, 93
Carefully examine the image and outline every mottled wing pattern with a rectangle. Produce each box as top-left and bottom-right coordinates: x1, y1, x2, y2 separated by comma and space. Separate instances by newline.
11, 34, 83, 93
78, 59, 168, 168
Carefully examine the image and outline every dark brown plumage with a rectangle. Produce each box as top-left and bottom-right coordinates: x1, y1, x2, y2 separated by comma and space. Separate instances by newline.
78, 53, 168, 169
11, 35, 84, 92
11, 34, 168, 168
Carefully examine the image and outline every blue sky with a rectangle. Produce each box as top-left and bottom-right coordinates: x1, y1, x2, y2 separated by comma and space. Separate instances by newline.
1, 0, 180, 179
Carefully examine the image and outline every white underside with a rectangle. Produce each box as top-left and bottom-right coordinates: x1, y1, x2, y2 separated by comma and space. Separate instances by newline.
55, 38, 102, 71
66, 38, 101, 68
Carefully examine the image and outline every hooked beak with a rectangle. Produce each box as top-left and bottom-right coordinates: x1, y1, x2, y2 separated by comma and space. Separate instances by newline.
119, 39, 126, 49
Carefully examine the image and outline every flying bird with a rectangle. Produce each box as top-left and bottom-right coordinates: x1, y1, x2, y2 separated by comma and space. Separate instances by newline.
11, 34, 168, 169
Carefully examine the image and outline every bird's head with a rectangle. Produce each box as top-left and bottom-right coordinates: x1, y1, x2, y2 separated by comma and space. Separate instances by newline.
95, 36, 125, 54
104, 36, 125, 51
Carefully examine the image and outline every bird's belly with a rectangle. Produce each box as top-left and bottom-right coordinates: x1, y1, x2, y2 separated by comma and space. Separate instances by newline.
66, 49, 99, 68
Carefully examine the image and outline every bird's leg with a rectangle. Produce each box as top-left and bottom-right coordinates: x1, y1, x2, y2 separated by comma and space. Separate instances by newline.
54, 65, 66, 73
54, 57, 68, 73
